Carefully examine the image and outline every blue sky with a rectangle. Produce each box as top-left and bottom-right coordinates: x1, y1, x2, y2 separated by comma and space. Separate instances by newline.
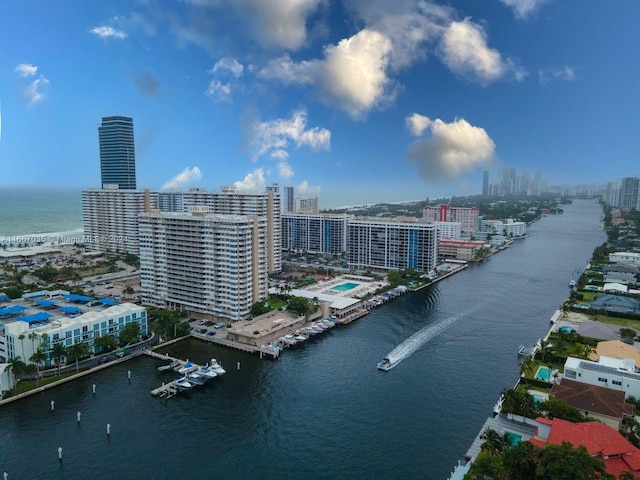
0, 0, 638, 208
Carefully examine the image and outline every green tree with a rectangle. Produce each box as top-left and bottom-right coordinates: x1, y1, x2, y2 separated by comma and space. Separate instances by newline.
535, 442, 614, 480
51, 343, 67, 376
29, 348, 46, 386
2, 285, 24, 299
464, 451, 507, 480
501, 388, 537, 419
480, 428, 505, 455
620, 328, 637, 341
66, 342, 90, 372
119, 322, 141, 345
503, 440, 537, 480
7, 356, 27, 385
287, 296, 311, 316
122, 286, 135, 299
94, 334, 118, 353
251, 300, 271, 317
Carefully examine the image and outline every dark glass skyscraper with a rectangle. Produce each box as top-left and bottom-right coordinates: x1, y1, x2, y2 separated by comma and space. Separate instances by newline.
99, 116, 136, 189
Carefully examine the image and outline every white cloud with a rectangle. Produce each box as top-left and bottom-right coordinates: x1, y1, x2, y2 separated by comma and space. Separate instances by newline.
205, 80, 232, 102
90, 26, 128, 40
296, 180, 321, 196
25, 76, 49, 106
406, 116, 496, 179
500, 0, 547, 20
210, 57, 244, 78
260, 29, 394, 119
438, 18, 525, 85
14, 64, 38, 78
539, 66, 576, 85
406, 113, 432, 137
160, 167, 203, 191
277, 160, 295, 179
234, 168, 266, 192
249, 108, 330, 160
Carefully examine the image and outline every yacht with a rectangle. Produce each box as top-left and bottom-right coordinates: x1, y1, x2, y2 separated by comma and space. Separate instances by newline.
196, 366, 218, 380
175, 377, 193, 391
313, 322, 329, 331
295, 333, 308, 342
569, 280, 576, 288
302, 326, 318, 336
280, 335, 297, 346
187, 372, 207, 386
178, 360, 197, 375
209, 358, 226, 375
321, 319, 336, 328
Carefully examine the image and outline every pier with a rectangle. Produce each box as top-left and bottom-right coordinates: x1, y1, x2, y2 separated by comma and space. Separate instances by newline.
144, 350, 202, 398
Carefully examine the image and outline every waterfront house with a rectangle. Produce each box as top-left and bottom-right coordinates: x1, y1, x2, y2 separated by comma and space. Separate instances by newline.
563, 356, 640, 400
589, 294, 640, 314
609, 252, 640, 266
531, 418, 640, 478
590, 340, 640, 364
550, 378, 633, 429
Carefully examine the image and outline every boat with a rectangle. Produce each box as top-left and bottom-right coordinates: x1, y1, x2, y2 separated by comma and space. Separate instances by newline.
157, 359, 181, 372
175, 377, 193, 391
569, 280, 576, 288
313, 322, 328, 331
209, 358, 226, 375
177, 360, 197, 375
187, 372, 207, 386
196, 366, 218, 380
302, 327, 317, 336
321, 319, 336, 328
280, 335, 297, 346
295, 333, 308, 342
377, 358, 393, 371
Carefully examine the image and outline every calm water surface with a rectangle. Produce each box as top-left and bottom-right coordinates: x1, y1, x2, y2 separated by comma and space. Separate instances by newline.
0, 200, 605, 479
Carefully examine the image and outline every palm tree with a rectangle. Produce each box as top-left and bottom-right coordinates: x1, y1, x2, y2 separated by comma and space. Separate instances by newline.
18, 333, 25, 357
66, 342, 90, 372
28, 331, 38, 356
29, 348, 46, 386
51, 343, 67, 376
519, 357, 535, 383
7, 356, 27, 388
480, 428, 504, 455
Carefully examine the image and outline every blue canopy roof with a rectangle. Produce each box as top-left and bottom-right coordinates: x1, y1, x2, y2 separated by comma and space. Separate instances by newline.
60, 306, 82, 315
17, 312, 52, 323
35, 300, 58, 308
0, 305, 27, 316
0, 294, 9, 302
98, 298, 118, 306
63, 294, 94, 303
26, 293, 46, 299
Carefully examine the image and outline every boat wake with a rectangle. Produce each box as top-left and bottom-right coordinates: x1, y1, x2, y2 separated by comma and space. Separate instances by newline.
381, 308, 476, 371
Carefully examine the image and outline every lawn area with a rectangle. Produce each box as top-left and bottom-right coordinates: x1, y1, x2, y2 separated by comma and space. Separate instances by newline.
267, 297, 287, 311
587, 314, 640, 330
577, 291, 598, 302
5, 371, 79, 397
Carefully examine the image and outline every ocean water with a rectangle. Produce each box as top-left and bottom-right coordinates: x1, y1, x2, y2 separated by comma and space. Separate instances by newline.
0, 199, 605, 479
0, 187, 83, 243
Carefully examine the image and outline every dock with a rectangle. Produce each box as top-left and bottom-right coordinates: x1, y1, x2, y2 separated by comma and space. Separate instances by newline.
191, 333, 280, 358
144, 350, 204, 399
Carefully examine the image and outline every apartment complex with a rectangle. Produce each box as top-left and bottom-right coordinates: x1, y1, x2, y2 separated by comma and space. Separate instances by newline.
347, 218, 437, 272
481, 218, 527, 237
422, 205, 479, 233
266, 183, 294, 213
281, 213, 349, 255
81, 186, 157, 255
99, 116, 136, 190
1, 302, 147, 368
294, 196, 319, 214
139, 209, 269, 322
438, 239, 486, 261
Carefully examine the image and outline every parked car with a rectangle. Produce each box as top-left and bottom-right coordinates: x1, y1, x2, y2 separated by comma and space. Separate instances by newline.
207, 331, 216, 336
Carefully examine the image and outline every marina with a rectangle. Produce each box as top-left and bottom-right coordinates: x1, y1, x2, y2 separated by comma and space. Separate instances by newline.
0, 200, 605, 479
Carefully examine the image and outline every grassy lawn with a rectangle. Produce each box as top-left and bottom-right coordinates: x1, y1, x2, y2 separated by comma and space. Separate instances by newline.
267, 297, 287, 310
577, 291, 598, 302
587, 314, 640, 330
5, 371, 80, 397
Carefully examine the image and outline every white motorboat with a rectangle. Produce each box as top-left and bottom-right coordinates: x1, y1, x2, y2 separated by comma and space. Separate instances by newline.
209, 358, 226, 375
175, 377, 193, 391
313, 322, 329, 331
321, 319, 336, 328
187, 372, 207, 386
377, 358, 394, 371
178, 360, 197, 375
196, 367, 218, 380
295, 333, 308, 342
302, 327, 318, 336
280, 335, 297, 345
157, 359, 180, 372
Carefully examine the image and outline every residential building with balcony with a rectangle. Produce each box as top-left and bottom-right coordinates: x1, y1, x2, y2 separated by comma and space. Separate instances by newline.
281, 213, 349, 255
139, 208, 269, 322
422, 205, 479, 233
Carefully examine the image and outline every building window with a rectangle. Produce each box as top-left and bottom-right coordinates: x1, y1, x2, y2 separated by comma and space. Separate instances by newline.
597, 377, 608, 383
612, 380, 622, 386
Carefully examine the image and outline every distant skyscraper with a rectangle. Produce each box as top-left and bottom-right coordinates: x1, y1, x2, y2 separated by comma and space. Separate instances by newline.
482, 170, 489, 196
620, 177, 640, 209
99, 116, 136, 190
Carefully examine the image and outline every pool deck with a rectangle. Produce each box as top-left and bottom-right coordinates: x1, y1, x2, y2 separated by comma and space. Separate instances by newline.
464, 415, 537, 461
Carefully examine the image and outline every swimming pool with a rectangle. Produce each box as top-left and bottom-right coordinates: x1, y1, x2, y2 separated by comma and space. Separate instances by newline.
506, 432, 523, 445
332, 282, 359, 291
535, 366, 552, 381
532, 393, 545, 404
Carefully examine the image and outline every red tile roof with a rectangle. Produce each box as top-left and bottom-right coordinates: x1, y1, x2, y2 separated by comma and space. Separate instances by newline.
534, 418, 640, 478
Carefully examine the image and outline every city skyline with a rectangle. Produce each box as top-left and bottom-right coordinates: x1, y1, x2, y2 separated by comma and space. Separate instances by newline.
0, 0, 638, 208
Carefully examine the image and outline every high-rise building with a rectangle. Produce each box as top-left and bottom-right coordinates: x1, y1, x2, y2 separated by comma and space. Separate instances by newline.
99, 116, 136, 190
281, 213, 349, 255
82, 186, 158, 255
139, 209, 269, 321
482, 170, 489, 196
620, 177, 640, 210
347, 218, 437, 272
294, 196, 319, 214
266, 184, 294, 213
422, 205, 479, 233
